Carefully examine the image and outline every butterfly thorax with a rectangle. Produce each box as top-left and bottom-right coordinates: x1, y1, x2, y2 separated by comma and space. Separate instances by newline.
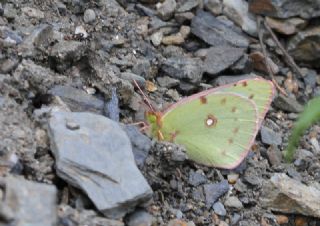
146, 111, 166, 140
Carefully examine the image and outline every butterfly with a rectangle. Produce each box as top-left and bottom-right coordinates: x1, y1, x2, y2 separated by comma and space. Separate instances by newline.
144, 78, 275, 169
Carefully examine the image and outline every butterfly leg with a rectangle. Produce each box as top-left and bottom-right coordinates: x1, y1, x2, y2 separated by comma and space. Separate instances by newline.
130, 121, 150, 133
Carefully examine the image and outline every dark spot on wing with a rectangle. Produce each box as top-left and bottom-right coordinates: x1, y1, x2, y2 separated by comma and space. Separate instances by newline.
249, 94, 254, 99
233, 127, 239, 134
228, 138, 233, 144
220, 97, 227, 105
242, 81, 248, 87
200, 96, 207, 104
231, 106, 237, 113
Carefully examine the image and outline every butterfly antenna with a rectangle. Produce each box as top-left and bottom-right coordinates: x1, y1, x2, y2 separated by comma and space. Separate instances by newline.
133, 79, 156, 113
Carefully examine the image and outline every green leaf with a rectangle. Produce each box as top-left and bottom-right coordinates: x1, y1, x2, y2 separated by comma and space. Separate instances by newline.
284, 96, 320, 162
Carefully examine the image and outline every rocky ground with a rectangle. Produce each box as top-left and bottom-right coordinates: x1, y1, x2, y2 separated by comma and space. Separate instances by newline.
0, 0, 320, 225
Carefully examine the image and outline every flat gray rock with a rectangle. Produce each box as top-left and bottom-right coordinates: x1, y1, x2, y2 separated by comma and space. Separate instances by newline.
48, 112, 153, 219
49, 85, 105, 114
161, 56, 203, 84
204, 180, 229, 208
273, 94, 303, 113
191, 10, 249, 48
0, 176, 57, 226
260, 126, 282, 146
224, 196, 243, 209
203, 46, 245, 75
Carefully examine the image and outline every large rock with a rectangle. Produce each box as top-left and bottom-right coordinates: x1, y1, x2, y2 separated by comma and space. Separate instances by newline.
287, 27, 320, 68
249, 0, 320, 19
261, 173, 320, 218
17, 24, 53, 57
191, 10, 249, 48
0, 176, 57, 226
49, 40, 87, 72
48, 112, 153, 219
13, 59, 67, 94
0, 96, 35, 174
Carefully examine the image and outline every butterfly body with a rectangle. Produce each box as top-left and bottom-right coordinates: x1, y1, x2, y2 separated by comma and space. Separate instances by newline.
146, 78, 275, 169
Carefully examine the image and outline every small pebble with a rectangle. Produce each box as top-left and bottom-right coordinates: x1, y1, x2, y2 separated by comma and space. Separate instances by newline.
231, 213, 241, 225
294, 216, 308, 226
75, 25, 88, 38
213, 202, 226, 216
83, 9, 96, 23
224, 196, 243, 209
126, 209, 154, 226
168, 219, 188, 226
227, 174, 239, 184
276, 215, 289, 224
188, 170, 207, 186
218, 221, 228, 226
151, 31, 163, 46
66, 121, 80, 130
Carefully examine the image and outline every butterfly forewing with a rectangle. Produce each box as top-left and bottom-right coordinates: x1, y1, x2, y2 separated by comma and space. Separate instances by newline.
161, 92, 259, 168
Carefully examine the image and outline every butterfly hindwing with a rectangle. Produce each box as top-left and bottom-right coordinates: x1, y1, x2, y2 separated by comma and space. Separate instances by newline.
212, 78, 275, 125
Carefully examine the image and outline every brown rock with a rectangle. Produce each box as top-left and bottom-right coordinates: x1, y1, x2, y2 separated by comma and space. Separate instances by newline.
276, 215, 289, 224
284, 72, 299, 94
162, 26, 191, 45
294, 216, 308, 226
249, 52, 279, 74
266, 17, 307, 35
168, 219, 188, 226
287, 27, 320, 68
249, 0, 320, 19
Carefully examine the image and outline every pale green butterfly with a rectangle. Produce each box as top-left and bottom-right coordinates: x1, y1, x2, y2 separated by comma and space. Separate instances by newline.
145, 78, 275, 169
